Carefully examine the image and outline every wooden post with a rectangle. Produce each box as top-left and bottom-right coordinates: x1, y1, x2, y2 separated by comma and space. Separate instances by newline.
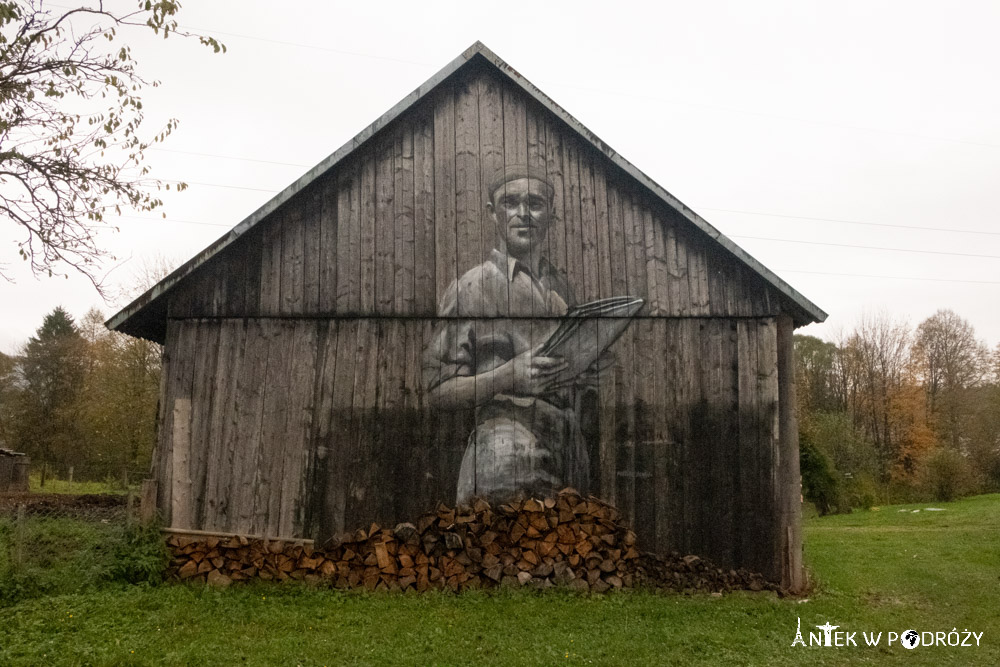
776, 313, 804, 593
171, 397, 193, 530
140, 479, 159, 525
15, 503, 25, 568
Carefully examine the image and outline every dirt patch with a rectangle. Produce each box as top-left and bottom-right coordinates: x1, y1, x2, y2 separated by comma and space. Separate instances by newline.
0, 493, 127, 521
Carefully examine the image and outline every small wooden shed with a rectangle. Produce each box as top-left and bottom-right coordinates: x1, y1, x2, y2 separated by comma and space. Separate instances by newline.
108, 42, 826, 590
0, 448, 30, 494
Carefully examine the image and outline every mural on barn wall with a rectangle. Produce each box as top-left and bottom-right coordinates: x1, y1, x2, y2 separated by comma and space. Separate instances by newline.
423, 164, 642, 504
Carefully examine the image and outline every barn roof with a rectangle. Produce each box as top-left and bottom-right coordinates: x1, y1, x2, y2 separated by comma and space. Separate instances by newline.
107, 41, 826, 340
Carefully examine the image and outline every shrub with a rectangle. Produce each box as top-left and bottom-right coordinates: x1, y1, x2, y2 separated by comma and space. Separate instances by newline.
799, 439, 844, 515
104, 522, 170, 586
919, 448, 974, 502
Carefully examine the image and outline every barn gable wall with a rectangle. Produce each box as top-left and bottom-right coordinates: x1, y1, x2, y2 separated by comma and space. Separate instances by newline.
166, 65, 784, 322
152, 61, 805, 589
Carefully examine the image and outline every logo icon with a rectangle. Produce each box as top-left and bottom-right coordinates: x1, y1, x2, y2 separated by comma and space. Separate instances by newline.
902, 630, 920, 649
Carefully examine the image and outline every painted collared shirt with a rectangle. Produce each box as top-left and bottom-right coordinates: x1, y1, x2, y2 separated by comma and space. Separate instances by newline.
423, 248, 590, 503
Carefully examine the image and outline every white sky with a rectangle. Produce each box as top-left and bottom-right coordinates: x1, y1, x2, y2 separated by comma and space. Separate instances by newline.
2, 0, 998, 353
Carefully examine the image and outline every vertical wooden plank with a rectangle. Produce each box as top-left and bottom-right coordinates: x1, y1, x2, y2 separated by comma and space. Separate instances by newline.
170, 397, 192, 530
543, 119, 568, 291
433, 81, 457, 308
375, 135, 396, 314
213, 320, 248, 532
305, 321, 335, 541
281, 322, 319, 538
651, 320, 670, 553
166, 320, 198, 529
479, 74, 505, 324
394, 123, 416, 314
596, 318, 618, 503
280, 204, 304, 315
222, 247, 246, 317
525, 102, 549, 265
454, 75, 481, 316
360, 151, 377, 314
642, 206, 662, 314
502, 80, 528, 166
614, 326, 637, 527
319, 175, 339, 313
336, 164, 361, 313
562, 136, 585, 301
479, 74, 504, 270
631, 319, 656, 548
259, 213, 283, 316
661, 320, 684, 551
152, 323, 175, 521
777, 312, 805, 591
606, 182, 629, 298
255, 320, 292, 536
708, 245, 727, 318
758, 318, 781, 580
322, 320, 359, 539
303, 186, 322, 314
592, 160, 613, 300
243, 227, 263, 318
345, 319, 379, 529
664, 217, 686, 316
622, 191, 647, 306
231, 319, 270, 534
188, 322, 221, 529
413, 111, 436, 315
376, 320, 406, 523
578, 149, 601, 303
201, 320, 245, 532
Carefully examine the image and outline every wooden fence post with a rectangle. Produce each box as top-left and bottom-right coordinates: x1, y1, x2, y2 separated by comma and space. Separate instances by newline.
15, 503, 26, 568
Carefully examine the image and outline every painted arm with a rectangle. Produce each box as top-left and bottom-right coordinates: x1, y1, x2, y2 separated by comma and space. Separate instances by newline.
427, 344, 569, 409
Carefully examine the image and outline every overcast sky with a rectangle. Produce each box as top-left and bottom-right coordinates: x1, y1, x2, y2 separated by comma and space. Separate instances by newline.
2, 0, 998, 353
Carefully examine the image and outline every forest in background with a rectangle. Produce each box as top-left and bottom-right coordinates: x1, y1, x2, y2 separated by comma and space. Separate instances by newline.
797, 310, 1000, 512
0, 307, 159, 488
1, 307, 997, 509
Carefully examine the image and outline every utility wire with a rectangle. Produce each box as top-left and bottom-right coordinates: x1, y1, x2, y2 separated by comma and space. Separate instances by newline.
702, 207, 1000, 237
150, 147, 311, 168
730, 235, 1000, 260
777, 269, 1000, 286
162, 19, 999, 151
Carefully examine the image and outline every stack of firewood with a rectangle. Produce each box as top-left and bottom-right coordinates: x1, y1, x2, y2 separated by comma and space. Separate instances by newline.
167, 490, 641, 591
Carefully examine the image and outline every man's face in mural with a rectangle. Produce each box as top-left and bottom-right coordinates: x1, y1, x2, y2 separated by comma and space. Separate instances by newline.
487, 177, 554, 259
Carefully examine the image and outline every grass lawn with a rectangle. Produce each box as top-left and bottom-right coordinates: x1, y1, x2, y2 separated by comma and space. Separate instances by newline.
1, 494, 997, 666
28, 473, 132, 495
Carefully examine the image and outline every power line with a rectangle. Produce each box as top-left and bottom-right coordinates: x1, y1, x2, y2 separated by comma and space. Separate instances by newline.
162, 179, 280, 194
730, 235, 1000, 260
150, 147, 310, 168
703, 207, 1000, 237
777, 269, 1000, 286
117, 215, 230, 229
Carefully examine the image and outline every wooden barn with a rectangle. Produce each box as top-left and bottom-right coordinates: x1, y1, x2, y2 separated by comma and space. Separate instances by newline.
108, 42, 826, 590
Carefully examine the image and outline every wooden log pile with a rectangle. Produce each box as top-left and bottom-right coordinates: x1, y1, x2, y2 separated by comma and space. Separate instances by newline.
166, 490, 779, 594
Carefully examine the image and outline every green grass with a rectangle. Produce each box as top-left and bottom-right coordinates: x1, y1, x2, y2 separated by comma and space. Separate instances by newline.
1, 495, 997, 666
28, 473, 125, 495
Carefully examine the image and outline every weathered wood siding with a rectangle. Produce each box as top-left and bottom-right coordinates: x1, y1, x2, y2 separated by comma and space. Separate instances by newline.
166, 66, 782, 322
154, 63, 803, 586
157, 316, 791, 581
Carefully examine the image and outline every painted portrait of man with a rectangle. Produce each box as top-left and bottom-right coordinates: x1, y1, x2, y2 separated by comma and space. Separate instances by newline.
423, 165, 600, 504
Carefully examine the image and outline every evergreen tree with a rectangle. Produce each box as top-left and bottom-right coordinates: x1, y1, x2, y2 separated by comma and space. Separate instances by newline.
16, 306, 85, 481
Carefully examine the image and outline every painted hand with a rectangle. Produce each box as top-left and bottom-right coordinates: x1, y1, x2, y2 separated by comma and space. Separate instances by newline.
508, 344, 568, 396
